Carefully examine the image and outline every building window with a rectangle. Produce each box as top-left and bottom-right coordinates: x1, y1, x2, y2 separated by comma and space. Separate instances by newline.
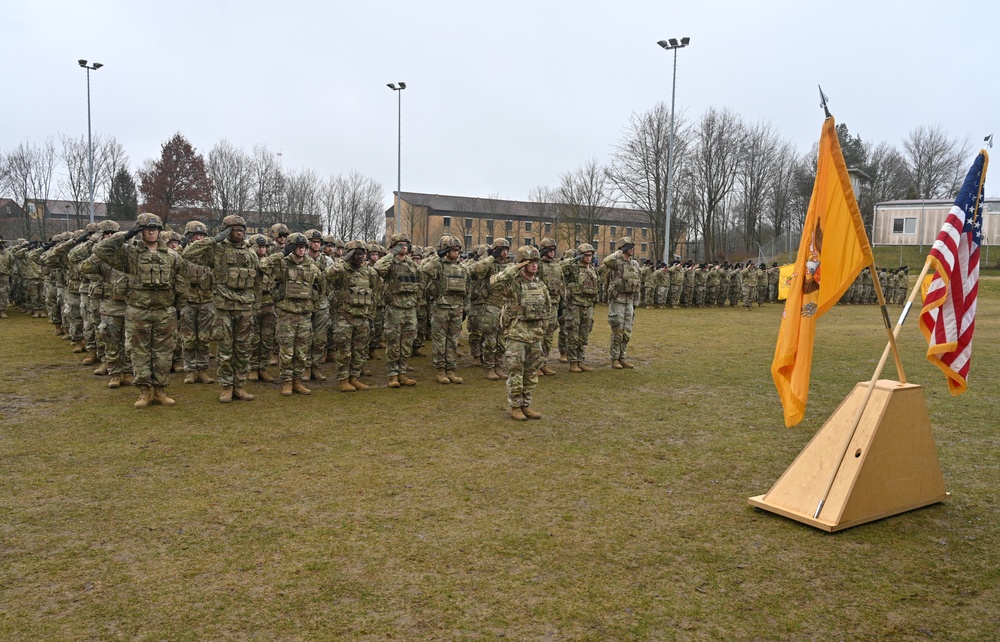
545, 222, 552, 234
464, 234, 472, 248
465, 217, 473, 230
610, 241, 616, 253
486, 235, 493, 245
505, 220, 513, 232
525, 222, 532, 232
626, 227, 633, 236
487, 219, 494, 234
443, 216, 451, 229
641, 227, 648, 238
641, 242, 647, 253
525, 237, 534, 246
893, 217, 917, 234
574, 224, 581, 236
610, 225, 617, 237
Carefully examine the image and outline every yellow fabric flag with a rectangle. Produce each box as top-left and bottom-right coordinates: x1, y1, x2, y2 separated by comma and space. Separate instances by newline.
777, 263, 795, 300
771, 117, 874, 427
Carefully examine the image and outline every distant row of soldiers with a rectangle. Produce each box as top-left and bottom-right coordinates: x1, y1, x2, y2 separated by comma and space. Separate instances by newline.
637, 260, 781, 310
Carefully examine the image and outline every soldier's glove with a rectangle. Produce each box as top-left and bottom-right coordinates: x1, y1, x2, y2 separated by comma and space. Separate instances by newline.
391, 242, 406, 256
43, 241, 57, 250
73, 231, 91, 245
213, 227, 230, 243
282, 244, 294, 256
124, 227, 142, 240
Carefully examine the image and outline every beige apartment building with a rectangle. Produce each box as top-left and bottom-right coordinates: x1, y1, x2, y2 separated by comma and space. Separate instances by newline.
873, 198, 999, 247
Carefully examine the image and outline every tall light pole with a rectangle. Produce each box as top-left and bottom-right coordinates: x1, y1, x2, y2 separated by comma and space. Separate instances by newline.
656, 37, 689, 264
79, 59, 103, 225
387, 82, 406, 235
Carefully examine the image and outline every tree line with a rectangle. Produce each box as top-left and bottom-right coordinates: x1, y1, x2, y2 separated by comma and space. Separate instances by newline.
0, 133, 385, 241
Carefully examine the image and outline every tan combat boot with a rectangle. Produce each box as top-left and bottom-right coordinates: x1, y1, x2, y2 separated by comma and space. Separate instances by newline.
233, 387, 255, 401
311, 366, 327, 382
339, 378, 356, 393
82, 349, 98, 366
510, 407, 527, 421
445, 370, 463, 384
152, 387, 175, 406
292, 379, 311, 395
558, 354, 569, 363
360, 363, 373, 377
72, 340, 86, 353
257, 369, 275, 382
485, 367, 500, 381
617, 358, 635, 369
612, 360, 624, 370
436, 369, 451, 384
522, 406, 542, 420
281, 381, 294, 396
184, 372, 198, 384
248, 370, 258, 381
348, 376, 369, 391
539, 365, 556, 376
197, 370, 215, 384
93, 361, 109, 376
134, 386, 153, 409
122, 373, 134, 385
268, 355, 278, 366
388, 375, 400, 388
578, 362, 593, 372
219, 387, 233, 403
398, 373, 416, 386
107, 374, 122, 389
304, 367, 312, 381
569, 362, 583, 373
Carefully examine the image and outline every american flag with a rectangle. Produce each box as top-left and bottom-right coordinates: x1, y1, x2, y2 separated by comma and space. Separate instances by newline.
919, 151, 988, 395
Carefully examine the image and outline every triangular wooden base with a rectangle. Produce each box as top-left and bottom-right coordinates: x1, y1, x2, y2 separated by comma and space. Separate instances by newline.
749, 380, 948, 532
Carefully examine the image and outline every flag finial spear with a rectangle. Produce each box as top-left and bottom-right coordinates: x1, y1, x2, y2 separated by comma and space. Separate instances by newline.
818, 85, 831, 119
985, 134, 993, 149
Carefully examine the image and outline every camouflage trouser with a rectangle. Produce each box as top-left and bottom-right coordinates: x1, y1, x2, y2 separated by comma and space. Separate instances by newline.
180, 302, 214, 372
769, 283, 778, 302
81, 293, 99, 350
277, 309, 312, 382
25, 278, 43, 312
63, 290, 83, 339
504, 338, 544, 408
215, 308, 254, 388
694, 286, 706, 307
557, 302, 567, 357
643, 287, 655, 307
99, 303, 131, 376
668, 284, 682, 307
48, 284, 63, 325
467, 302, 485, 361
0, 275, 9, 310
368, 304, 385, 351
540, 308, 559, 359
563, 303, 594, 363
125, 305, 176, 388
743, 286, 755, 310
384, 304, 416, 376
480, 304, 505, 369
334, 314, 369, 380
656, 286, 668, 306
681, 285, 692, 307
310, 305, 330, 368
414, 303, 428, 349
608, 298, 634, 360
250, 305, 277, 371
757, 284, 767, 306
326, 308, 339, 357
431, 305, 463, 371
706, 286, 718, 307
729, 285, 741, 307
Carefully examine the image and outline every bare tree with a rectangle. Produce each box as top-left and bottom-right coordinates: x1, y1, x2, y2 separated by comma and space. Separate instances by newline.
96, 135, 129, 204
208, 140, 253, 222
858, 141, 911, 229
559, 158, 612, 247
685, 107, 745, 259
527, 185, 560, 246
766, 140, 799, 245
283, 168, 321, 230
322, 171, 385, 241
3, 138, 56, 239
250, 145, 285, 224
902, 124, 970, 198
607, 103, 690, 261
735, 121, 783, 253
58, 133, 91, 227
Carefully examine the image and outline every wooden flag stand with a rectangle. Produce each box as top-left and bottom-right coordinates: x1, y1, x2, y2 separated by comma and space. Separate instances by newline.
752, 260, 949, 531
748, 379, 948, 532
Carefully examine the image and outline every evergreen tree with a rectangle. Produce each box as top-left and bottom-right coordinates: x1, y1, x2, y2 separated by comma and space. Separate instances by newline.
107, 167, 139, 221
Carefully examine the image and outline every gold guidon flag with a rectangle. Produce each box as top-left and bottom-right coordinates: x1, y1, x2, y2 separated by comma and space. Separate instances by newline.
771, 117, 874, 427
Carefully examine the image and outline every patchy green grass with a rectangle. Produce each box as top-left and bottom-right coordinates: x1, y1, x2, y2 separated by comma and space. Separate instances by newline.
1, 292, 997, 640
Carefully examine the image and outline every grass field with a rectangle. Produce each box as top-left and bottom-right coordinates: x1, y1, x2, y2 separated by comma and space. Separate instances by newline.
1, 285, 998, 640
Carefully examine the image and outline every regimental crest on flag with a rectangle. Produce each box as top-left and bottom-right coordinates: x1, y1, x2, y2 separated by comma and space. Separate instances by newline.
919, 150, 987, 395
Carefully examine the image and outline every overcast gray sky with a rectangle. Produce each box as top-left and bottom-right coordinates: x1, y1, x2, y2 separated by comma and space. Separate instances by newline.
3, 0, 998, 206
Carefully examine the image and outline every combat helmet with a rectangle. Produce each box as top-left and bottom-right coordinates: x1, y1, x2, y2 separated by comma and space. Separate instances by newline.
85, 222, 99, 234
514, 245, 541, 264
539, 237, 557, 251
288, 233, 309, 246
491, 238, 510, 250
222, 215, 247, 228
617, 236, 635, 250
304, 229, 323, 241
98, 220, 120, 234
184, 220, 208, 236
577, 243, 595, 254
437, 235, 462, 253
270, 223, 290, 239
248, 234, 269, 247
135, 213, 164, 229
389, 232, 410, 248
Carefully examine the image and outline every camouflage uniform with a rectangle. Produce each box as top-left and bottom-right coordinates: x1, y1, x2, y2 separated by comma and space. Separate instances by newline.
0, 243, 12, 316
667, 262, 684, 308
79, 244, 133, 385
47, 240, 83, 337
374, 242, 420, 379
421, 241, 468, 377
467, 242, 511, 378
603, 239, 641, 366
490, 253, 551, 415
756, 266, 768, 306
693, 265, 707, 307
68, 234, 104, 363
741, 263, 757, 310
465, 247, 489, 364
251, 251, 279, 375
654, 267, 669, 308
537, 241, 565, 371
270, 249, 322, 387
178, 256, 215, 377
706, 265, 720, 307
94, 223, 188, 401
326, 246, 377, 386
560, 249, 598, 367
